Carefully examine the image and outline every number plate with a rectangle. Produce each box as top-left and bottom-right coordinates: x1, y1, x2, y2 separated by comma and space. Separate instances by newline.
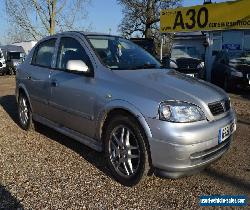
218, 121, 236, 143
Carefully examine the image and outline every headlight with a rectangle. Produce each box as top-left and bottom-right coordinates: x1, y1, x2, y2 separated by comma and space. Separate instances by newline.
197, 62, 204, 69
159, 101, 205, 123
231, 70, 243, 78
170, 60, 178, 69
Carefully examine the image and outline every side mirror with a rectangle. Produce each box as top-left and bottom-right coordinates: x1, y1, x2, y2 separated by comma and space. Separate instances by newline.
66, 60, 89, 73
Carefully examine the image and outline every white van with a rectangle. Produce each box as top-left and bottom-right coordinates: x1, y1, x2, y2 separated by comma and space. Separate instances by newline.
0, 48, 6, 75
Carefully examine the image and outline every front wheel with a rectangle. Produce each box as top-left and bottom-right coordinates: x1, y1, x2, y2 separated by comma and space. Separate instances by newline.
18, 94, 34, 130
104, 114, 150, 186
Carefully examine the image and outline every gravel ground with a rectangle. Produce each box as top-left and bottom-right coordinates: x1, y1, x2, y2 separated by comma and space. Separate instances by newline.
0, 76, 249, 209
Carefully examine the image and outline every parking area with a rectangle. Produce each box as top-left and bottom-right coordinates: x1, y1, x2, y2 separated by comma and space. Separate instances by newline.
0, 76, 249, 209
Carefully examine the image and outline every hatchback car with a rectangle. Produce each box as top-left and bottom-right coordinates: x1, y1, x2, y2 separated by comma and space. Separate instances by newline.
16, 32, 236, 186
211, 51, 250, 91
170, 45, 205, 79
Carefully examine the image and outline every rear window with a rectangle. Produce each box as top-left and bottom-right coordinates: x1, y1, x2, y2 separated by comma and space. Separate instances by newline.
32, 39, 56, 67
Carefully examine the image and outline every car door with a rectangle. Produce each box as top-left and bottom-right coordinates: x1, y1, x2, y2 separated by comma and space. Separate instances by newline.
25, 38, 57, 118
49, 36, 97, 138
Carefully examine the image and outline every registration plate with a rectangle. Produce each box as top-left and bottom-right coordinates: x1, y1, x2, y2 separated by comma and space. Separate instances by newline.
218, 121, 236, 143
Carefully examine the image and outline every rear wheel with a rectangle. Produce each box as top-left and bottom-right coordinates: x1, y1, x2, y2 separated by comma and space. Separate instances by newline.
18, 93, 34, 130
104, 114, 150, 186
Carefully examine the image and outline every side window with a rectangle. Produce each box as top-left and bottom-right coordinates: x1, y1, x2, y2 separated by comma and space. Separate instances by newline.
56, 37, 92, 70
32, 39, 56, 67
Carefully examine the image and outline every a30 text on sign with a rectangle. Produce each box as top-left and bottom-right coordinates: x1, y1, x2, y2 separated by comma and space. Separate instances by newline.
160, 0, 250, 33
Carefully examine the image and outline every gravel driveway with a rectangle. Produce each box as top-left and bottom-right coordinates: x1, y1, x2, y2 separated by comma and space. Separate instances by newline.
0, 76, 249, 209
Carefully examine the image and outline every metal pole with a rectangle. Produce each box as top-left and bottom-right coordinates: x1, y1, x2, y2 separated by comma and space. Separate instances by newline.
160, 36, 163, 61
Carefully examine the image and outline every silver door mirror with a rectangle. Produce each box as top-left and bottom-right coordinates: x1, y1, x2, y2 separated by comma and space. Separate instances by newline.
66, 60, 89, 73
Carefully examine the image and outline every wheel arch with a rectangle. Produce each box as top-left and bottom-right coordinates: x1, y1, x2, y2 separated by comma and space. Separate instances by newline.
17, 84, 33, 112
98, 100, 152, 142
97, 100, 153, 167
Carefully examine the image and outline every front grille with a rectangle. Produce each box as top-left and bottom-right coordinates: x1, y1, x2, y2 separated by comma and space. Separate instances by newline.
176, 58, 200, 70
178, 62, 197, 69
208, 99, 231, 116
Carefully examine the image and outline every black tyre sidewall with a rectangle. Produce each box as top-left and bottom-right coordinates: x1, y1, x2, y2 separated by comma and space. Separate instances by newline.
104, 115, 149, 186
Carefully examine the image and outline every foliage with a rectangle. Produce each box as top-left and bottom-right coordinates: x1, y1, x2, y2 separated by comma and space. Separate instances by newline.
117, 0, 182, 39
5, 0, 91, 42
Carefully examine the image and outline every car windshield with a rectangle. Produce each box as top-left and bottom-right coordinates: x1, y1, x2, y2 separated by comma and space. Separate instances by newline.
228, 51, 250, 65
8, 52, 21, 60
87, 35, 161, 70
172, 46, 201, 59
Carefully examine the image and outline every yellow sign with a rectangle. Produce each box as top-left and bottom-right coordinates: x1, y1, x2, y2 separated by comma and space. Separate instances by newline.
160, 0, 250, 33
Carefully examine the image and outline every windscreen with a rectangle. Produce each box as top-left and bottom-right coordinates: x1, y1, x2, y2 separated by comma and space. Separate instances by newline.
87, 35, 161, 70
228, 51, 250, 65
172, 47, 190, 58
172, 46, 201, 59
8, 52, 21, 60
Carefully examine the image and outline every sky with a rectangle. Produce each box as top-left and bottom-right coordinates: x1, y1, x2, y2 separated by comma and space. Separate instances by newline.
0, 0, 228, 44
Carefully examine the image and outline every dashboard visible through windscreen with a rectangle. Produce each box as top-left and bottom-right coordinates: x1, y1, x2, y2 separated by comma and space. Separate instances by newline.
87, 35, 161, 70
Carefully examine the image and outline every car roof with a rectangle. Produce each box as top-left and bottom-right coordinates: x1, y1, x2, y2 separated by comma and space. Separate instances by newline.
0, 45, 25, 53
54, 31, 120, 37
37, 31, 123, 44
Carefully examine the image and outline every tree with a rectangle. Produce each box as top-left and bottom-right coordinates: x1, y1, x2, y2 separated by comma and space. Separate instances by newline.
117, 0, 182, 38
5, 0, 91, 41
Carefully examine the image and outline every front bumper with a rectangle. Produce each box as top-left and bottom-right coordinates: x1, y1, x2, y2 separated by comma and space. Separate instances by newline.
147, 109, 236, 178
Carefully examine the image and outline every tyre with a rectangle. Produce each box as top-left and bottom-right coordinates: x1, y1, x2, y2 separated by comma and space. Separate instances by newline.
104, 114, 150, 186
18, 93, 34, 130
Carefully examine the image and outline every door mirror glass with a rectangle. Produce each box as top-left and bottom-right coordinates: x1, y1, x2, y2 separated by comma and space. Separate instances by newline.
66, 60, 89, 73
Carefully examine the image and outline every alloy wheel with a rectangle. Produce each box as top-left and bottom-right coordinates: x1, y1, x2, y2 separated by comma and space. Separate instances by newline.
19, 96, 29, 126
108, 125, 141, 178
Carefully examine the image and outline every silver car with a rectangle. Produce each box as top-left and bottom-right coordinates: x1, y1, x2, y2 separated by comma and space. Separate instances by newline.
16, 32, 236, 186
